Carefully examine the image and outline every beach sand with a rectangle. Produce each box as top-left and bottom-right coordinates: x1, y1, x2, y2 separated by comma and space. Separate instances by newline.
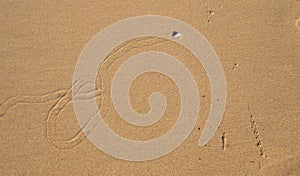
0, 1, 299, 175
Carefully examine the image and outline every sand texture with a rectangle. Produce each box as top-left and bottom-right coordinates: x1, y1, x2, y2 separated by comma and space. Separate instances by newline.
0, 1, 299, 175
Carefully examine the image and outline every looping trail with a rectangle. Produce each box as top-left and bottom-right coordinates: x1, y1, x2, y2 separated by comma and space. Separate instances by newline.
0, 36, 186, 150
0, 80, 103, 149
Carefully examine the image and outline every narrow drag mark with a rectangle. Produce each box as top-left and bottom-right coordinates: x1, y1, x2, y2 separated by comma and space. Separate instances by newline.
0, 78, 103, 149
0, 37, 176, 149
0, 89, 67, 118
46, 83, 103, 149
104, 37, 168, 70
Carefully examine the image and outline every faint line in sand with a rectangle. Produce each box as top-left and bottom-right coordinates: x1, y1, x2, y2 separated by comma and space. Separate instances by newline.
104, 37, 169, 70
0, 37, 169, 150
0, 80, 103, 149
72, 15, 227, 161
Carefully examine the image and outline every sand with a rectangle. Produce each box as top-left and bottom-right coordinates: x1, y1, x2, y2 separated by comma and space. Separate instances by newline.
0, 0, 299, 175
